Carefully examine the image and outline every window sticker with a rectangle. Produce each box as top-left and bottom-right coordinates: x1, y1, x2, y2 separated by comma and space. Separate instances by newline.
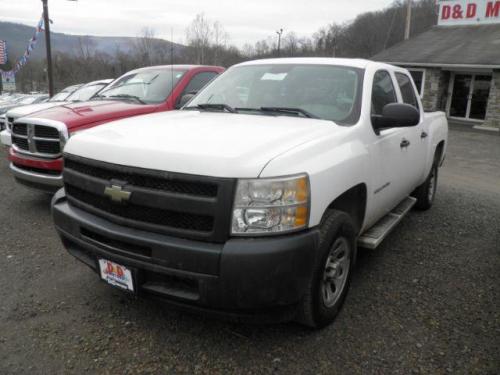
261, 72, 288, 81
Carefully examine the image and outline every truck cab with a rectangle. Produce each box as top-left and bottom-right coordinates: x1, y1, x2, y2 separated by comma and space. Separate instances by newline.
52, 58, 447, 328
7, 65, 224, 192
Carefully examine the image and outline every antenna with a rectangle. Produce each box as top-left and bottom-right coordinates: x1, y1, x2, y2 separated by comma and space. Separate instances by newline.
170, 27, 174, 108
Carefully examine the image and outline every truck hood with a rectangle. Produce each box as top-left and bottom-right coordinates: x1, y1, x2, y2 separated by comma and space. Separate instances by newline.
6, 101, 69, 119
20, 100, 158, 131
65, 110, 340, 178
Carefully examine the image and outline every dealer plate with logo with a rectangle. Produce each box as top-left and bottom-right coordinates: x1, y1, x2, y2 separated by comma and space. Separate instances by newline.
98, 259, 134, 292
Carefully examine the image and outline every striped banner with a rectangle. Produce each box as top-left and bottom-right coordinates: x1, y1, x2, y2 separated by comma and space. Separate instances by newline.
0, 40, 7, 65
0, 16, 44, 75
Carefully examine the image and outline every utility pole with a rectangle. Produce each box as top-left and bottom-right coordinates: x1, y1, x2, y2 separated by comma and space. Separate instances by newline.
276, 28, 283, 57
404, 0, 412, 40
41, 0, 54, 97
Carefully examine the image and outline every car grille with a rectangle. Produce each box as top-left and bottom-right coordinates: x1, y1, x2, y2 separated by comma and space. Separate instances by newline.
63, 154, 236, 242
64, 159, 218, 197
11, 121, 63, 157
12, 122, 27, 135
12, 136, 29, 150
7, 117, 15, 130
34, 125, 59, 138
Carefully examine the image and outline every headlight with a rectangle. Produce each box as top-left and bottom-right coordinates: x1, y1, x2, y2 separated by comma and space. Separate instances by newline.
231, 174, 310, 235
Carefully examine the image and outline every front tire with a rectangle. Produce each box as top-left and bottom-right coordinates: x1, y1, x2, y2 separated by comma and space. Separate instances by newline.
296, 210, 356, 328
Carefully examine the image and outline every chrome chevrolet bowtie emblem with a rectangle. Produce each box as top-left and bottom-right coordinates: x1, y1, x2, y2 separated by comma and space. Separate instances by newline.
104, 184, 131, 203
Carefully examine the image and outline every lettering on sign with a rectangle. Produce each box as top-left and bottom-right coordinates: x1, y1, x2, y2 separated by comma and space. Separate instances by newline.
438, 0, 500, 25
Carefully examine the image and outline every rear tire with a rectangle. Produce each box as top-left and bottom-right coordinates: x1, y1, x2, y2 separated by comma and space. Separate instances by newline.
413, 163, 438, 210
296, 210, 356, 328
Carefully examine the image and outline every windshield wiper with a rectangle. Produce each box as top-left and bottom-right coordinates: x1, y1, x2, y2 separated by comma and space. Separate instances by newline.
186, 103, 237, 113
258, 107, 318, 118
104, 94, 146, 104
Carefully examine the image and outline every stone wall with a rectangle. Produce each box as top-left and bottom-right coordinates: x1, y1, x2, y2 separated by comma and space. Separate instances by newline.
483, 70, 500, 129
421, 68, 450, 112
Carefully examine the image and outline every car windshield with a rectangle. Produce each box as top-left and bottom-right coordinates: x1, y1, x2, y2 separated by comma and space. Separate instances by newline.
18, 96, 42, 105
97, 69, 187, 104
187, 64, 363, 124
50, 86, 80, 102
67, 83, 107, 102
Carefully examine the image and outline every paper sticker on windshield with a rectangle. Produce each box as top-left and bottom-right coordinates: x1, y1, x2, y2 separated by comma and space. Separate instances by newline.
261, 73, 287, 81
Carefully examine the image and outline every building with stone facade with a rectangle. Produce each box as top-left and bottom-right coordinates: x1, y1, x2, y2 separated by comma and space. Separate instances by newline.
372, 0, 500, 132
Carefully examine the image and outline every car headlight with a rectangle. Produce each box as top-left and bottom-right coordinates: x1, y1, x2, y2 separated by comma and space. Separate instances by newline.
231, 174, 310, 235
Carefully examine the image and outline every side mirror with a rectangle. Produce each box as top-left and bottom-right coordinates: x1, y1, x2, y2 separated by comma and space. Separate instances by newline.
175, 93, 197, 109
372, 103, 420, 130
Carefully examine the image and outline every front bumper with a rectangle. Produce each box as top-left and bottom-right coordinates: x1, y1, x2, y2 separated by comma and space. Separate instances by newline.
8, 147, 63, 193
52, 189, 320, 320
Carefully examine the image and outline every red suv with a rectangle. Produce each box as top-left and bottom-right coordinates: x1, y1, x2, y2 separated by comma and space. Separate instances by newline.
8, 65, 224, 192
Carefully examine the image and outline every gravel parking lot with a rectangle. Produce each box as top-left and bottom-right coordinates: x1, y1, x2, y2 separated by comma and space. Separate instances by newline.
0, 127, 499, 375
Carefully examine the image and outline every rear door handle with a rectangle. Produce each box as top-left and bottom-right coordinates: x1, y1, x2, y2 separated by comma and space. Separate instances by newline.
400, 139, 410, 148
421, 131, 428, 139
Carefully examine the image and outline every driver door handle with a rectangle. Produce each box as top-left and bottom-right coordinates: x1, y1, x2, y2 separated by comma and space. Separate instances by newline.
400, 139, 410, 148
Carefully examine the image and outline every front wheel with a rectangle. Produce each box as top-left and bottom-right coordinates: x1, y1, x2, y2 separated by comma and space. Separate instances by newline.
296, 210, 356, 328
413, 163, 438, 210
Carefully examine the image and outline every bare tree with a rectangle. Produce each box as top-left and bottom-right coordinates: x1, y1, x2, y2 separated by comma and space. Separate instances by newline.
76, 36, 96, 60
135, 27, 157, 66
185, 13, 212, 64
212, 21, 229, 65
282, 32, 299, 56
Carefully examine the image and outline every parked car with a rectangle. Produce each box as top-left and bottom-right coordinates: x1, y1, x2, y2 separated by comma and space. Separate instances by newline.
0, 94, 47, 116
8, 65, 224, 192
51, 58, 448, 328
49, 84, 83, 102
0, 80, 112, 147
0, 94, 49, 132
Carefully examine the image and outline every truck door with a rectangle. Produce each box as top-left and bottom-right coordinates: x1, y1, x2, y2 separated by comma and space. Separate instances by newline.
367, 70, 412, 224
394, 72, 427, 191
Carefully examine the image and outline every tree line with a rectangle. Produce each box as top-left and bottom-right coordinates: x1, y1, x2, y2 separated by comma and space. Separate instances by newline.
12, 0, 437, 93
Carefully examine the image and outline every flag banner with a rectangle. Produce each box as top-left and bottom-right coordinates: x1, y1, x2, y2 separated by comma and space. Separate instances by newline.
0, 15, 44, 76
0, 40, 7, 65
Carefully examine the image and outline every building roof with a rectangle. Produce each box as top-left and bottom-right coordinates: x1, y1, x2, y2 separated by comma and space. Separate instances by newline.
372, 25, 500, 68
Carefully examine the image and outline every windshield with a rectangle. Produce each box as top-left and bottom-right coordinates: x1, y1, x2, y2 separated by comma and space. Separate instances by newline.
67, 83, 107, 102
50, 86, 80, 102
188, 64, 363, 124
97, 69, 187, 104
18, 96, 42, 105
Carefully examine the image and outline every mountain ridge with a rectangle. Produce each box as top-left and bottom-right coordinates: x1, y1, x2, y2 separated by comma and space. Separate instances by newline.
0, 21, 185, 64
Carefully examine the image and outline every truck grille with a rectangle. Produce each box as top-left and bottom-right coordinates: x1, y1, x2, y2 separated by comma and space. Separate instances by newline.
7, 117, 15, 130
12, 136, 29, 150
12, 122, 27, 135
63, 154, 236, 242
11, 121, 63, 158
35, 125, 60, 138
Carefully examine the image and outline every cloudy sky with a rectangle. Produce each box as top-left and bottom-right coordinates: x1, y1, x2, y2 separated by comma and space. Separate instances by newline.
0, 0, 393, 46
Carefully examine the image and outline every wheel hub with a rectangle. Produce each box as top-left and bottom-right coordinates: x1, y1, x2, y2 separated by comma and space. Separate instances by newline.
321, 237, 351, 308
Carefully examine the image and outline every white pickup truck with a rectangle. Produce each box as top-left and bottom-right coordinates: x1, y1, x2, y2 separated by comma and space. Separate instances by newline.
52, 58, 448, 328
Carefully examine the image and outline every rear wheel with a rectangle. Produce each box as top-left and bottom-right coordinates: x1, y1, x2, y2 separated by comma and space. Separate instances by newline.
296, 210, 356, 328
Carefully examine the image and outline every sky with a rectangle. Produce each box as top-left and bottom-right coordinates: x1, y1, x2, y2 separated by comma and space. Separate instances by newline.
0, 0, 394, 47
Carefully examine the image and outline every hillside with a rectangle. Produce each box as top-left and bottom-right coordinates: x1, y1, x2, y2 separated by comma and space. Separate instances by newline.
0, 21, 184, 62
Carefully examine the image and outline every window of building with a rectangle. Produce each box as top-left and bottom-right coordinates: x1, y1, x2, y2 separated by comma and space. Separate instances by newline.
408, 69, 425, 97
396, 72, 419, 110
371, 70, 397, 116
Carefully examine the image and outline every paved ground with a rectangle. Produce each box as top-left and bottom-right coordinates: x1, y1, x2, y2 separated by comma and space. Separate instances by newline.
0, 127, 499, 374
